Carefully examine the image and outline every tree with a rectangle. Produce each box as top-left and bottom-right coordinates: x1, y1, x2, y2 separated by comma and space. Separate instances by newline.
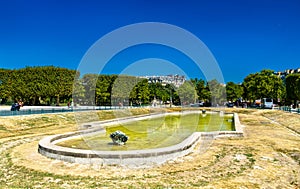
0, 69, 13, 104
285, 73, 300, 106
191, 78, 210, 102
207, 79, 226, 106
129, 78, 150, 106
163, 83, 179, 106
177, 81, 198, 105
148, 82, 173, 104
226, 82, 243, 102
72, 73, 85, 105
242, 69, 285, 103
14, 66, 77, 105
112, 75, 139, 106
55, 68, 77, 105
95, 75, 116, 106
81, 74, 98, 105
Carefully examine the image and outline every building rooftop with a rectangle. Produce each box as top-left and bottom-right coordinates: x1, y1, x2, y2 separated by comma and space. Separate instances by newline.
138, 74, 186, 87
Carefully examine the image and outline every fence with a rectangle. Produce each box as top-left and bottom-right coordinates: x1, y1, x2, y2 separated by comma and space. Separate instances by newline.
0, 106, 132, 116
278, 106, 300, 114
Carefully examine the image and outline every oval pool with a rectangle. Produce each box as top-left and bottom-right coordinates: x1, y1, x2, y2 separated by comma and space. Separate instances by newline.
38, 111, 243, 167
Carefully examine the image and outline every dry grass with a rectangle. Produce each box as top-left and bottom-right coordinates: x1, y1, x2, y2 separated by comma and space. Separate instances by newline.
0, 108, 299, 188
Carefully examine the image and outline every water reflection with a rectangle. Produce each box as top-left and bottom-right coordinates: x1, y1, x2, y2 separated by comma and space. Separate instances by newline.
58, 113, 234, 151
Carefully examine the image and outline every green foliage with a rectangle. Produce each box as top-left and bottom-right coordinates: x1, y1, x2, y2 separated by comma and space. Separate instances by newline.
1, 66, 296, 107
177, 81, 197, 105
81, 74, 98, 105
149, 82, 168, 102
207, 79, 226, 106
112, 75, 140, 106
96, 74, 117, 105
0, 69, 13, 103
191, 78, 210, 102
129, 77, 150, 105
242, 69, 285, 102
226, 82, 243, 101
72, 73, 85, 104
0, 66, 77, 105
285, 73, 300, 103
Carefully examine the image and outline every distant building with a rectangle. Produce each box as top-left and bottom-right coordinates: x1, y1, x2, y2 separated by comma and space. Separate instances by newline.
139, 74, 186, 87
274, 68, 300, 80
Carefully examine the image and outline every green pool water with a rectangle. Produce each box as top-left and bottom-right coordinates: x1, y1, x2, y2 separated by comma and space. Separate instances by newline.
57, 113, 234, 151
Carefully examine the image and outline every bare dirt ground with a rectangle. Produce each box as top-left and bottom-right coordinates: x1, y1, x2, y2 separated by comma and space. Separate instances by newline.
0, 108, 299, 188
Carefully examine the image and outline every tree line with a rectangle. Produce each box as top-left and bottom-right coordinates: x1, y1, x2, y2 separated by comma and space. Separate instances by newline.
0, 66, 299, 107
0, 66, 77, 106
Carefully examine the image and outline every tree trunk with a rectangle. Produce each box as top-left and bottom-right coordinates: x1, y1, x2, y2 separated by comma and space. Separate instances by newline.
32, 96, 36, 106
56, 95, 60, 106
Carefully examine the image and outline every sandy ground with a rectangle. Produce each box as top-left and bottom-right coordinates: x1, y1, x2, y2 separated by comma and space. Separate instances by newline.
0, 108, 299, 188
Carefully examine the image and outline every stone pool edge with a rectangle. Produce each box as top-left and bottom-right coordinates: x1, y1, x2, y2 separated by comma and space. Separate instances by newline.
38, 111, 243, 168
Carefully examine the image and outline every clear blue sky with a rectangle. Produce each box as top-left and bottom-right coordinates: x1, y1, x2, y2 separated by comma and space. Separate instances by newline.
1, 0, 300, 83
